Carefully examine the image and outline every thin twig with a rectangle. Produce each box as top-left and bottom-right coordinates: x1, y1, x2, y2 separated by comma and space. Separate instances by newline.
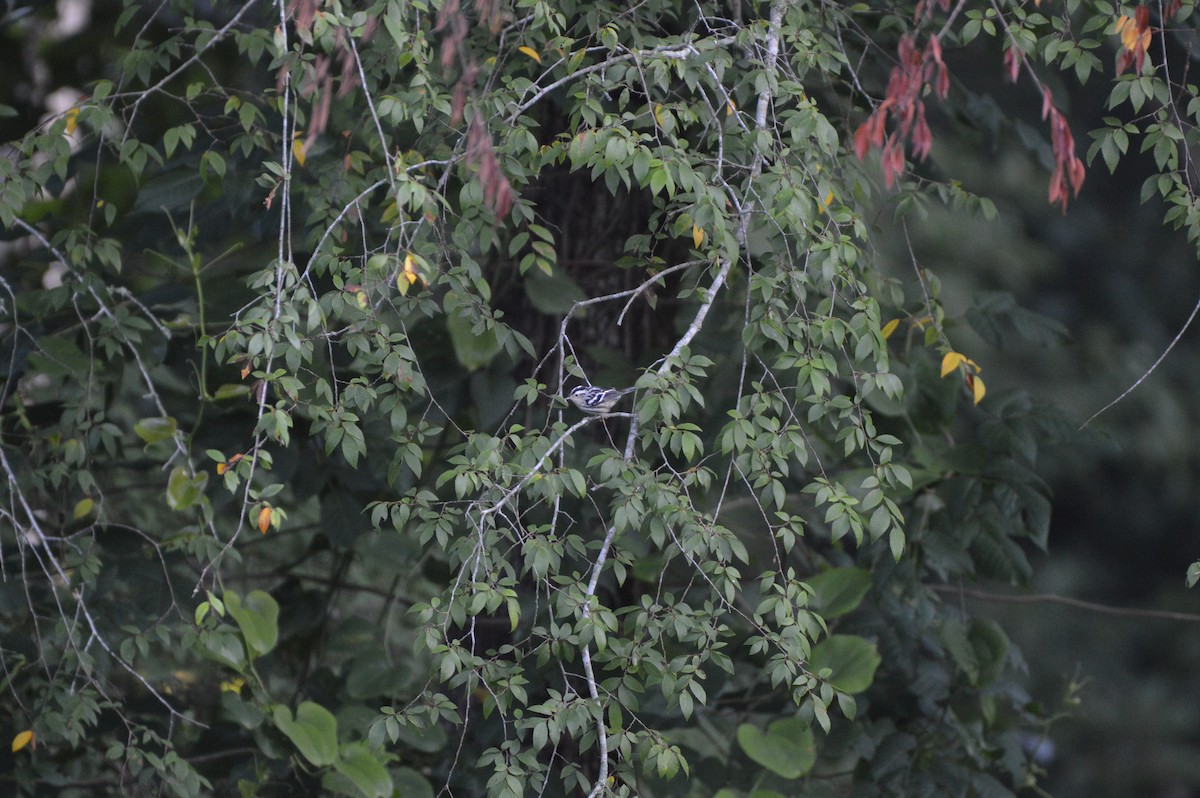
1079, 290, 1200, 429
507, 38, 737, 124
930, 584, 1200, 623
123, 0, 263, 138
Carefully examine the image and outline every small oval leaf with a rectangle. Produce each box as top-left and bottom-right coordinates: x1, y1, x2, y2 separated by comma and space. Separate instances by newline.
134, 416, 177, 444
72, 498, 95, 520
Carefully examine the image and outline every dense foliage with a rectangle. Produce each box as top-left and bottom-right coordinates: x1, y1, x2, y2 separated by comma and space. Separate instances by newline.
3, 0, 1199, 796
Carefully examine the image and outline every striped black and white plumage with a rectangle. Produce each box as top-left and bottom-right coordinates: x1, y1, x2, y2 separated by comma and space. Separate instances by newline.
565, 385, 635, 415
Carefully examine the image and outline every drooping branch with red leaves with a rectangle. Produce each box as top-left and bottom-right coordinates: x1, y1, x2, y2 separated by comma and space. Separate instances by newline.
995, 18, 1085, 212
437, 0, 514, 219
853, 4, 1089, 211
1041, 88, 1086, 212
852, 33, 949, 189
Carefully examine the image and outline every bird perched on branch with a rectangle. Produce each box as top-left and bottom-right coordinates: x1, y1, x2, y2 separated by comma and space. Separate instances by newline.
565, 385, 636, 415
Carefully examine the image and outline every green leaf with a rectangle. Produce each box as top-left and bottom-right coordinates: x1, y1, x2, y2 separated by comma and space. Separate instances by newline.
808, 634, 881, 694
524, 270, 585, 314
25, 335, 87, 377
446, 313, 501, 371
968, 619, 1010, 688
735, 716, 815, 779
199, 628, 246, 671
940, 617, 979, 684
224, 589, 279, 659
213, 383, 252, 400
134, 416, 178, 444
166, 466, 208, 511
332, 742, 393, 798
273, 701, 339, 767
392, 768, 435, 798
220, 692, 265, 729
130, 170, 204, 214
200, 149, 227, 180
807, 567, 871, 619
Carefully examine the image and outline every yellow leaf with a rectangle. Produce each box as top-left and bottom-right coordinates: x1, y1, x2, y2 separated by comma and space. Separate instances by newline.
653, 104, 664, 125
692, 224, 704, 248
1114, 15, 1150, 54
726, 98, 736, 117
406, 252, 430, 287
292, 136, 307, 167
816, 189, 835, 215
220, 677, 245, 694
398, 252, 425, 296
881, 319, 900, 340
172, 669, 199, 685
12, 730, 34, 753
72, 498, 94, 520
517, 45, 542, 64
216, 462, 228, 475
970, 375, 986, 404
940, 351, 967, 378
257, 505, 272, 534
65, 108, 79, 135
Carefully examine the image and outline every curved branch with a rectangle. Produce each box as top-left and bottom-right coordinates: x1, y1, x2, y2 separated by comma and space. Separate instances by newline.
930, 583, 1200, 623
584, 4, 789, 796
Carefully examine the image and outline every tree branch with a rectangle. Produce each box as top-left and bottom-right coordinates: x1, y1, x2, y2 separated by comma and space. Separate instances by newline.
930, 583, 1200, 623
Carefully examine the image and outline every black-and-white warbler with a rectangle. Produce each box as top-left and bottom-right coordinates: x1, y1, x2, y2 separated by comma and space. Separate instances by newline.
565, 385, 636, 415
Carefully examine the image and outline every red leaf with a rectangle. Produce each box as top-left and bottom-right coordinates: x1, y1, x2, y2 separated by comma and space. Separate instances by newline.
853, 119, 873, 161
466, 120, 515, 218
1048, 165, 1064, 210
854, 108, 887, 160
1004, 47, 1021, 83
1068, 156, 1086, 194
915, 0, 950, 23
926, 37, 950, 99
1116, 51, 1133, 77
912, 105, 932, 160
882, 136, 905, 188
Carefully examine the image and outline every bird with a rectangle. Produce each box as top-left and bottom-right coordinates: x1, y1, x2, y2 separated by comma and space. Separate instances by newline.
565, 385, 636, 415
